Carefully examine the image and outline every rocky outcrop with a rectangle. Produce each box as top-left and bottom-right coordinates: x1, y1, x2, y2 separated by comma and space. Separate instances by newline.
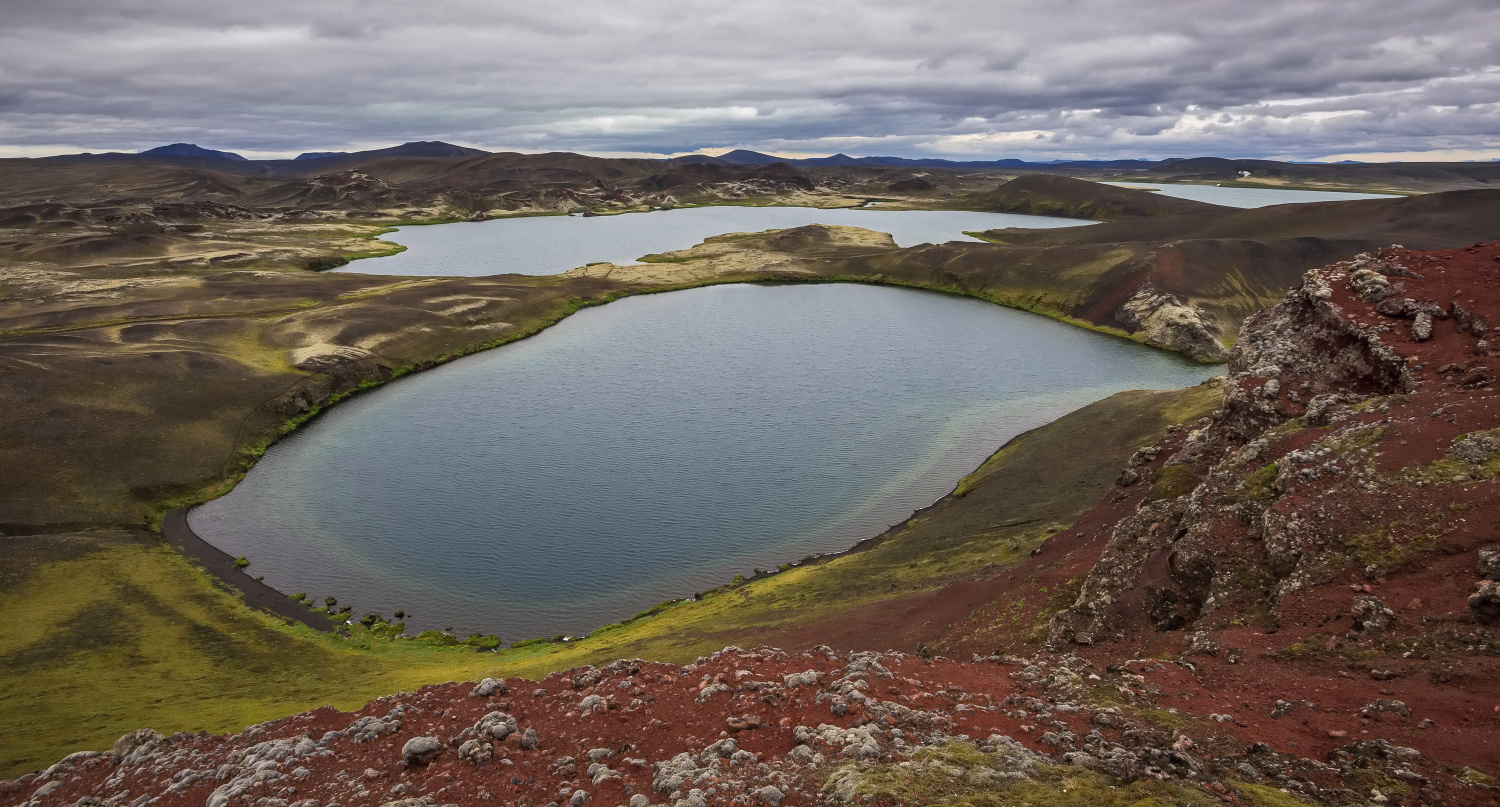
1218, 256, 1411, 441
1119, 284, 1228, 361
290, 344, 382, 388
1050, 244, 1496, 647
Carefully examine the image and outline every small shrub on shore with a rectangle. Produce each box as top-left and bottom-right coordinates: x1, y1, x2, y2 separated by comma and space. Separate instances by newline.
415, 630, 463, 647
464, 634, 502, 651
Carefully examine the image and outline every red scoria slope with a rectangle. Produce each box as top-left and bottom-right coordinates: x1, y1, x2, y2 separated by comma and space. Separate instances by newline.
926, 241, 1500, 797
7, 244, 1500, 807
6, 644, 1492, 807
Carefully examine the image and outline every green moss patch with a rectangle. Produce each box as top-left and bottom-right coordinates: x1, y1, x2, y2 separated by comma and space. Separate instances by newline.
1236, 462, 1279, 501
822, 739, 1220, 807
1335, 514, 1446, 578
1235, 782, 1317, 807
1402, 428, 1500, 486
1149, 464, 1200, 501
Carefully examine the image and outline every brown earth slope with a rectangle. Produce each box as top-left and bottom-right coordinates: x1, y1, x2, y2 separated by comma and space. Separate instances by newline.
959, 174, 1224, 220
0, 267, 634, 530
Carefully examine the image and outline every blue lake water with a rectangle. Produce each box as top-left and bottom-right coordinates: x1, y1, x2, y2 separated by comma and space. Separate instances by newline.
1107, 182, 1397, 208
340, 206, 1097, 276
191, 283, 1219, 639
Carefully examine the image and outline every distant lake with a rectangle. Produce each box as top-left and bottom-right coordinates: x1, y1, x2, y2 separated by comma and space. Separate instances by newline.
341, 206, 1096, 276
1107, 182, 1398, 208
345, 186, 1399, 278
191, 283, 1219, 639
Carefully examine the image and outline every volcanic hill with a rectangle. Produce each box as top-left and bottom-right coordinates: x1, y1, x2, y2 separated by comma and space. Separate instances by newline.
958, 174, 1223, 221
7, 243, 1500, 807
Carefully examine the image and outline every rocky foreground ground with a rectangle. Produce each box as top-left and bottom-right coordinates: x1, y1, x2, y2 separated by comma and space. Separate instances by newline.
6, 244, 1500, 807
2, 645, 1484, 807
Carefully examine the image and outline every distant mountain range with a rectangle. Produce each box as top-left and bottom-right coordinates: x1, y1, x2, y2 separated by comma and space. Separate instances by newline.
30, 141, 499, 177
20, 142, 1492, 171
117, 142, 1178, 170
13, 142, 1495, 197
65, 141, 1196, 172
692, 148, 1185, 170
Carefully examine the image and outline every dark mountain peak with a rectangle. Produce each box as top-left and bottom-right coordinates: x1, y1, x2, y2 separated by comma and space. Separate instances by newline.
715, 149, 786, 165
269, 141, 491, 173
378, 141, 489, 158
139, 143, 247, 161
797, 153, 884, 166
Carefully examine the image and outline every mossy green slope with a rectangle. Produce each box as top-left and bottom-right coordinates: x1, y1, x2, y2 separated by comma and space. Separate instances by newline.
0, 532, 501, 776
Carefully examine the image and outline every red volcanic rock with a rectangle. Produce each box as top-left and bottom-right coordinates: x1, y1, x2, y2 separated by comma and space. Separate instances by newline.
725, 715, 762, 732
8, 641, 1495, 806
0, 645, 1467, 807
1036, 242, 1500, 650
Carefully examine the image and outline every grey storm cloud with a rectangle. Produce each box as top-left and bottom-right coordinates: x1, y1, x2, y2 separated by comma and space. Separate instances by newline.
1, 0, 1497, 160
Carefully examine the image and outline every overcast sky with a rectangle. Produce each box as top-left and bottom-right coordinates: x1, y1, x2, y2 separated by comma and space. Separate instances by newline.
2, 0, 1497, 161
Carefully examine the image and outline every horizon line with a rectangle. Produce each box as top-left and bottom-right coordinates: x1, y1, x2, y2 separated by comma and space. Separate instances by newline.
4, 141, 1500, 165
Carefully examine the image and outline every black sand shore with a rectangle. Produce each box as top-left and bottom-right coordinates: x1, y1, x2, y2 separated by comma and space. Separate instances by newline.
162, 508, 336, 633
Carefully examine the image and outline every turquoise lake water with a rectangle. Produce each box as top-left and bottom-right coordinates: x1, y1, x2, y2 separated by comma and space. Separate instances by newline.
191, 283, 1218, 638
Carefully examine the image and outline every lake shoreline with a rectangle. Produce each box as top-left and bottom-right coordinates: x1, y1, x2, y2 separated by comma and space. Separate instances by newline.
166, 377, 1213, 647
187, 279, 1215, 640
162, 507, 337, 633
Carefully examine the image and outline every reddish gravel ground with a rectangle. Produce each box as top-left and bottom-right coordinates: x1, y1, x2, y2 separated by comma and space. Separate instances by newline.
0, 649, 1159, 807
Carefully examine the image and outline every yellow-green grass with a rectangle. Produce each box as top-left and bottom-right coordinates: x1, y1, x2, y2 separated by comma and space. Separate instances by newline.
0, 533, 505, 776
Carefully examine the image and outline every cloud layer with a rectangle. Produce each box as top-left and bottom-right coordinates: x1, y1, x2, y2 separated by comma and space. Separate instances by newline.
2, 0, 1497, 160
